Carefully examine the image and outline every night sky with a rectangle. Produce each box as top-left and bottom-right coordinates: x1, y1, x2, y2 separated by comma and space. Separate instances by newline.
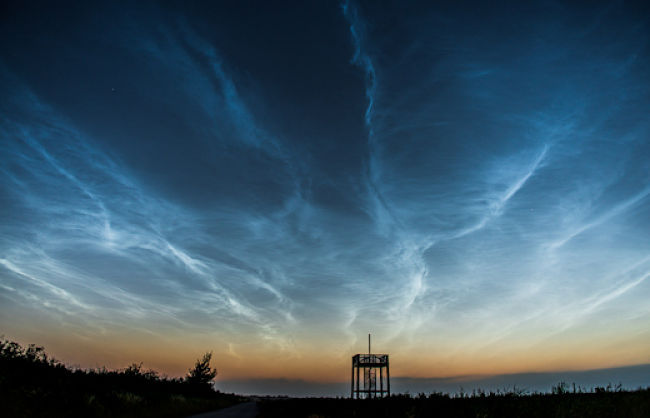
2, 1, 650, 395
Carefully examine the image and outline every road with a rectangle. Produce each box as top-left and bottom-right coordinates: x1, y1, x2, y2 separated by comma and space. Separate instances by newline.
188, 401, 259, 418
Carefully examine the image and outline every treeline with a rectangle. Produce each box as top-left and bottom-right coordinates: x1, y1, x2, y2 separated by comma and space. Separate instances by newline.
0, 338, 241, 417
259, 388, 650, 418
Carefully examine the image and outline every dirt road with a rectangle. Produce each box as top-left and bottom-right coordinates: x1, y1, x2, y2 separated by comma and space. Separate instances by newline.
188, 401, 259, 418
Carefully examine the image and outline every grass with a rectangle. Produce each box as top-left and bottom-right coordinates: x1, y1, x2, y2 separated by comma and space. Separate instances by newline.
258, 387, 650, 418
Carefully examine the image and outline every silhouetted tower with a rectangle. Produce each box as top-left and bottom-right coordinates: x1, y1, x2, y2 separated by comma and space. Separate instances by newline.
351, 334, 390, 399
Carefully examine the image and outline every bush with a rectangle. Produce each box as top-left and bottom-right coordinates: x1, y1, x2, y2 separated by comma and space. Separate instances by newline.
0, 338, 241, 417
186, 351, 217, 386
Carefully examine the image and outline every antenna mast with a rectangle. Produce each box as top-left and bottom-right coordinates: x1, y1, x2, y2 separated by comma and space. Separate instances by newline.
368, 333, 371, 355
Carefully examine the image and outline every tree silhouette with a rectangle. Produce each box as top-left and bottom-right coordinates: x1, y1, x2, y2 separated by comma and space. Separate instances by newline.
186, 351, 217, 386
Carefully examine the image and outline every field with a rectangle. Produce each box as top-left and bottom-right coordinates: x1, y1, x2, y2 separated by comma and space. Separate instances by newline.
258, 390, 650, 418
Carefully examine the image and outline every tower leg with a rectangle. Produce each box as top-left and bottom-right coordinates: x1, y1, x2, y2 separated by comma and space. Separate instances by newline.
386, 360, 390, 396
356, 365, 360, 399
351, 362, 354, 398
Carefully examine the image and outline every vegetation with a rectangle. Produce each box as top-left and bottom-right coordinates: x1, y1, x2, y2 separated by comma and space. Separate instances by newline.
0, 338, 242, 417
186, 351, 218, 386
258, 387, 650, 418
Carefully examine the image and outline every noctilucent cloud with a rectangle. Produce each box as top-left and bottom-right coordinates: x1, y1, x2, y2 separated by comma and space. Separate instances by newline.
1, 0, 650, 393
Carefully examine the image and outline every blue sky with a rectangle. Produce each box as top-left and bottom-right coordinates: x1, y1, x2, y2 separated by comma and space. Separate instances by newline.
1, 0, 650, 394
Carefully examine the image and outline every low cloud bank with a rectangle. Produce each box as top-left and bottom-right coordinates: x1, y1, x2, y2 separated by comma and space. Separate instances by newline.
217, 363, 650, 397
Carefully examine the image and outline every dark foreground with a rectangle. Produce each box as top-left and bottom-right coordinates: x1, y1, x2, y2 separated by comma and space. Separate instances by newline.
0, 339, 242, 417
189, 401, 259, 418
258, 391, 650, 418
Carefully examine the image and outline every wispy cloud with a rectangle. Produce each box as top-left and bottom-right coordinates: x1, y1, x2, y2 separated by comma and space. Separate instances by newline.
0, 77, 296, 348
548, 186, 650, 251
450, 144, 550, 241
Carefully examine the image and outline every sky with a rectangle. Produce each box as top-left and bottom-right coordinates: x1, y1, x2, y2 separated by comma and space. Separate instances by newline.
1, 0, 650, 396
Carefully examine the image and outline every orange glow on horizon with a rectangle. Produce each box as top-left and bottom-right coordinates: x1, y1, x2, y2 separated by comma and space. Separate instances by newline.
5, 325, 649, 384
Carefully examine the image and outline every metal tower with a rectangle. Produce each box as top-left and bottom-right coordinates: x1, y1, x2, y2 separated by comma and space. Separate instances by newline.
351, 334, 390, 399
